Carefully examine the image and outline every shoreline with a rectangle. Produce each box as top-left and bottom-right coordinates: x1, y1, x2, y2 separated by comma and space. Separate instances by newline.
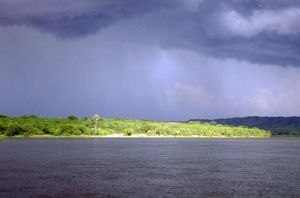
0, 134, 272, 140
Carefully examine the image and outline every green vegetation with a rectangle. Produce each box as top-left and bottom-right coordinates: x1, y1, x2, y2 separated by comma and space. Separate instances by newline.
0, 115, 270, 138
191, 116, 300, 136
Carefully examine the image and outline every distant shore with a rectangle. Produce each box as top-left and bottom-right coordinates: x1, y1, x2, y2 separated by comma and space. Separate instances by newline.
0, 134, 272, 140
0, 116, 271, 138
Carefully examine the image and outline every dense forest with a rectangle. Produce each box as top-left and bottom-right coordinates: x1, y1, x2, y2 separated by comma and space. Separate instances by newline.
190, 116, 300, 135
0, 115, 270, 138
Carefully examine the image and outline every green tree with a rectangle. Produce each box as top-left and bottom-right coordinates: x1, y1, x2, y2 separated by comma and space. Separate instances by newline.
68, 115, 78, 121
6, 123, 25, 136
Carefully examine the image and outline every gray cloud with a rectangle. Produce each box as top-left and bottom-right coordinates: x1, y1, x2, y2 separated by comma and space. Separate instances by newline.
0, 0, 300, 66
1, 0, 299, 37
103, 8, 300, 67
0, 0, 180, 37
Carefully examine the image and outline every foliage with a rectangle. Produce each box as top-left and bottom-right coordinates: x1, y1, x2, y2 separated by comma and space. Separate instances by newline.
0, 116, 271, 137
60, 124, 80, 136
67, 115, 78, 121
0, 122, 8, 134
124, 128, 134, 136
191, 116, 300, 136
6, 123, 25, 136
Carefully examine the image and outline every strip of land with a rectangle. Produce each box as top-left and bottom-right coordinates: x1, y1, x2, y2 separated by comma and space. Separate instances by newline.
191, 116, 300, 136
0, 115, 270, 138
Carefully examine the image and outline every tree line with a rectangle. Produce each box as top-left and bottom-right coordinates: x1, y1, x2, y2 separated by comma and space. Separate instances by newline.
0, 115, 271, 137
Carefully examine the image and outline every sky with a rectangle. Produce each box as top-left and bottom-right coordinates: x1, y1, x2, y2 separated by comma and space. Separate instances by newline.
1, 0, 300, 120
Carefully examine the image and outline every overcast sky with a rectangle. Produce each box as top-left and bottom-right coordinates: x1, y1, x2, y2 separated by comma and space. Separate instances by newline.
1, 0, 300, 120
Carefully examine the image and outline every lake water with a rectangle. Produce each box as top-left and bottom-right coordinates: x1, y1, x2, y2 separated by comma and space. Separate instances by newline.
0, 138, 299, 198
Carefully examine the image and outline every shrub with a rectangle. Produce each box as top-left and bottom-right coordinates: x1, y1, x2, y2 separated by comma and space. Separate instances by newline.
68, 115, 78, 121
124, 128, 134, 136
59, 124, 81, 135
21, 124, 40, 136
39, 123, 53, 134
77, 125, 88, 134
155, 128, 161, 135
140, 124, 153, 134
28, 115, 37, 118
0, 122, 8, 134
51, 128, 63, 136
6, 123, 25, 136
97, 128, 112, 136
146, 129, 156, 136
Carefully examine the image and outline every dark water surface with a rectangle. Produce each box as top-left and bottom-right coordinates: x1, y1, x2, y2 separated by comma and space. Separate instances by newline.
0, 138, 299, 198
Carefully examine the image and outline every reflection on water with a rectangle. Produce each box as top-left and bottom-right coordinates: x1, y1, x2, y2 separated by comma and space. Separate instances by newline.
0, 138, 300, 197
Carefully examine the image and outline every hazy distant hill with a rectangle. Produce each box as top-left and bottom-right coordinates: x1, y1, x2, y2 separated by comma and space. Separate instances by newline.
189, 116, 300, 135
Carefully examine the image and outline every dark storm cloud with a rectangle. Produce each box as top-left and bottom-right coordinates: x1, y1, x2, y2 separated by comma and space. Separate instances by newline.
0, 0, 180, 38
203, 0, 300, 15
0, 0, 300, 66
120, 7, 300, 67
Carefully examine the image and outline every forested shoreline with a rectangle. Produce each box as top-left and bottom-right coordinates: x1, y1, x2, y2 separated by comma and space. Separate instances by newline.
191, 116, 300, 136
0, 115, 270, 138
